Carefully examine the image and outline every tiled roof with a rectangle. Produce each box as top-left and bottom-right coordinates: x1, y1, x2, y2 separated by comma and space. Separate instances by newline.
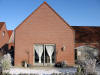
8, 30, 13, 38
72, 26, 100, 43
0, 22, 5, 30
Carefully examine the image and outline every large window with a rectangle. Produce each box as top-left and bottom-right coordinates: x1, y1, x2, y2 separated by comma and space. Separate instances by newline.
34, 44, 56, 65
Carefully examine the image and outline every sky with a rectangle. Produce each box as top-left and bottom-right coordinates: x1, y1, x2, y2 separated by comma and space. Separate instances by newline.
0, 0, 100, 30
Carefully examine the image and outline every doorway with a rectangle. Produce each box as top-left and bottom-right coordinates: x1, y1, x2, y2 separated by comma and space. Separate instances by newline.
34, 44, 56, 66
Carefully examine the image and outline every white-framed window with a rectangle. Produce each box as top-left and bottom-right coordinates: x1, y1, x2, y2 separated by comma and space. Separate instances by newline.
2, 31, 5, 37
34, 44, 56, 65
77, 51, 81, 56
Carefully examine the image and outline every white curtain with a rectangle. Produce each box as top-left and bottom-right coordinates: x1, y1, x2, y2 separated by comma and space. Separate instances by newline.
46, 45, 54, 63
34, 45, 43, 63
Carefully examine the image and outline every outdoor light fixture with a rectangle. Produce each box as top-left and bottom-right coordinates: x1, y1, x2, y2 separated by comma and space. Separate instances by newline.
61, 45, 66, 51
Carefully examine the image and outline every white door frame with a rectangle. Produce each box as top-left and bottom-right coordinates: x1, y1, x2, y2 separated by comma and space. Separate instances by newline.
33, 44, 56, 66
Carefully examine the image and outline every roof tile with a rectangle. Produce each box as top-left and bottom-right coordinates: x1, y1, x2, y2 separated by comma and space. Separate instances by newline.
72, 26, 100, 43
8, 30, 13, 38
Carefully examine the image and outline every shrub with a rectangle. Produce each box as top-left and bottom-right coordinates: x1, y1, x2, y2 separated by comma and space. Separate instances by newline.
0, 53, 11, 70
55, 61, 67, 68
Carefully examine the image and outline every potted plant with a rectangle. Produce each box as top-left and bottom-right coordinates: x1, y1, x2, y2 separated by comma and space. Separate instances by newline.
22, 60, 27, 68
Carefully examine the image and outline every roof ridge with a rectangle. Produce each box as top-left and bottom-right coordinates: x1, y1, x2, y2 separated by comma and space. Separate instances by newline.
42, 1, 74, 31
15, 2, 45, 31
15, 1, 74, 32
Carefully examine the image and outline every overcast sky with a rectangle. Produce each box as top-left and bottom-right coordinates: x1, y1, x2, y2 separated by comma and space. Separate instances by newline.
0, 0, 100, 30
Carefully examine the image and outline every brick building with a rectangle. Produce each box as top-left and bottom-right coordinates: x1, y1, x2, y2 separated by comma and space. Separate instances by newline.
14, 2, 100, 66
0, 2, 100, 67
0, 22, 9, 48
0, 22, 9, 56
14, 2, 75, 66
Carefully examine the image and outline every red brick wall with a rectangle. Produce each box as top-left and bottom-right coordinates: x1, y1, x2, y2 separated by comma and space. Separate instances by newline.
0, 24, 9, 48
15, 3, 75, 66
